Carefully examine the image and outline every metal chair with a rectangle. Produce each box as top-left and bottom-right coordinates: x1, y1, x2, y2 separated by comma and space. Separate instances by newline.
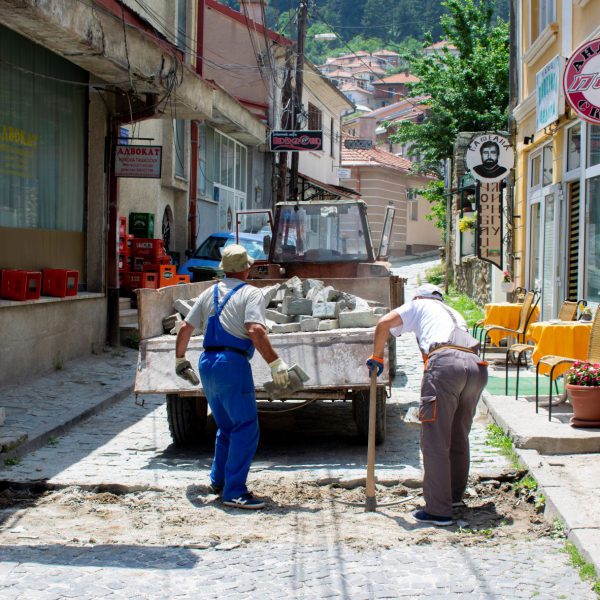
506, 298, 579, 399
535, 307, 600, 420
472, 286, 529, 340
481, 290, 540, 361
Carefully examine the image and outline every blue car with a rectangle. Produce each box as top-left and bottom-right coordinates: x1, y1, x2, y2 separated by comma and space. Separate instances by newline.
178, 232, 268, 278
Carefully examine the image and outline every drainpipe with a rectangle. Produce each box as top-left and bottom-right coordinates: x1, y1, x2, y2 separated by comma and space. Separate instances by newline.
106, 95, 159, 347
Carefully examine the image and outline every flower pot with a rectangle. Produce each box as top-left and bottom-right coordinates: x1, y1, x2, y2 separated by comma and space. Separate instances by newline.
461, 229, 475, 256
501, 281, 515, 293
565, 384, 600, 427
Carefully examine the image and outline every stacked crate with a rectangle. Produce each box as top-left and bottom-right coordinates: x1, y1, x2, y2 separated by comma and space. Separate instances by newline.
118, 215, 189, 292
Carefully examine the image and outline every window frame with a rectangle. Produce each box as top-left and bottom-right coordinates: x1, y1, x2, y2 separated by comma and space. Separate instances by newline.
308, 103, 322, 131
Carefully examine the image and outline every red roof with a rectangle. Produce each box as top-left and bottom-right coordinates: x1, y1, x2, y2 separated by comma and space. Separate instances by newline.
341, 142, 414, 173
375, 73, 419, 85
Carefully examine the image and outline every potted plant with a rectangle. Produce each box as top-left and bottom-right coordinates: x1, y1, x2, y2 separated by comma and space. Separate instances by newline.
501, 271, 515, 293
565, 361, 600, 427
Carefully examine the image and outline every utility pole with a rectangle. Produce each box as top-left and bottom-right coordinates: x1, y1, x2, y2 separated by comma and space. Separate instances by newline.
276, 47, 293, 204
289, 0, 308, 202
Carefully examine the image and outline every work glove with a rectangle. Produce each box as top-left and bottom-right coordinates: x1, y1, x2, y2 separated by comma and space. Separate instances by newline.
175, 357, 200, 386
269, 358, 290, 387
366, 354, 384, 377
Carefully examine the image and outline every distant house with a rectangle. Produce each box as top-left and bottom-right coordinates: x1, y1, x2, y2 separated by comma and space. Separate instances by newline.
339, 85, 375, 110
341, 142, 440, 257
372, 72, 420, 108
423, 40, 458, 56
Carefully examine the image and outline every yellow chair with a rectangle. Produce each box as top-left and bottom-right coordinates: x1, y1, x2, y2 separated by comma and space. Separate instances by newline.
535, 307, 600, 420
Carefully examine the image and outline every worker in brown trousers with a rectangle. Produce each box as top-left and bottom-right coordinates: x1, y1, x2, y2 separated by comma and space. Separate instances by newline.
367, 284, 488, 526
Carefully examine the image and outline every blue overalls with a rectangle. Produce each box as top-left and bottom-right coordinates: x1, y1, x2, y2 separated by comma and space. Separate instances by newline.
198, 282, 258, 501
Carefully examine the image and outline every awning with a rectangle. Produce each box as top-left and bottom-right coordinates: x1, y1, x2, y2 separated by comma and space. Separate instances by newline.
297, 172, 361, 202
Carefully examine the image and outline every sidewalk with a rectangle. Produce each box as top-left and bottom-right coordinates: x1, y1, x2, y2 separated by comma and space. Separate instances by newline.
482, 357, 600, 574
0, 347, 137, 459
1, 344, 599, 575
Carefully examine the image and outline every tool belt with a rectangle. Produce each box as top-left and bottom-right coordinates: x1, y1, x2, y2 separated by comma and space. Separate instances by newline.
203, 346, 250, 358
428, 343, 478, 357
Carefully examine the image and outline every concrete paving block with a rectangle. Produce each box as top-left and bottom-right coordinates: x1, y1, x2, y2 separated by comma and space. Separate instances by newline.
271, 322, 301, 334
173, 298, 194, 317
568, 528, 600, 574
312, 286, 338, 303
282, 276, 303, 297
301, 279, 324, 297
300, 317, 320, 332
265, 309, 293, 324
162, 313, 181, 333
318, 319, 339, 331
272, 288, 292, 305
312, 302, 339, 319
339, 310, 378, 328
282, 297, 313, 316
0, 432, 28, 453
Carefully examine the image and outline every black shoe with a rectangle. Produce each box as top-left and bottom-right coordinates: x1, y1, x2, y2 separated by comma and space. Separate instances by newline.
452, 500, 466, 508
412, 509, 454, 526
222, 492, 265, 510
208, 482, 223, 495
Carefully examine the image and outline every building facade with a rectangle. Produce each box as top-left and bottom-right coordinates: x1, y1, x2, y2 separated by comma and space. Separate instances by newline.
513, 0, 600, 319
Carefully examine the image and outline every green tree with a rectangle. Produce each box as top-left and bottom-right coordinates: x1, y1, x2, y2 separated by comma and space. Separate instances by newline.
390, 0, 509, 230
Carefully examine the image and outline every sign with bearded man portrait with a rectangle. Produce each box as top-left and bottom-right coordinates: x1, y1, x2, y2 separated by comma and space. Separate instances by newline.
465, 133, 513, 183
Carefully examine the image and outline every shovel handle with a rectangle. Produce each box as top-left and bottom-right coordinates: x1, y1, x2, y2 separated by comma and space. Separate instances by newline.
365, 369, 378, 512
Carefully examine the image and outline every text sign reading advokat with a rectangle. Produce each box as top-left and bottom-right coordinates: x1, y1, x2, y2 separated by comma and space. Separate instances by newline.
115, 145, 162, 178
537, 56, 564, 131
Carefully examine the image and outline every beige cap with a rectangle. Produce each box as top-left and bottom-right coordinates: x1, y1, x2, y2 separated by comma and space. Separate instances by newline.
219, 244, 254, 272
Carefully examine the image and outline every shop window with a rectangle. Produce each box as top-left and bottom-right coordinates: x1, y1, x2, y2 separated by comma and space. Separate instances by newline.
588, 125, 600, 167
410, 201, 418, 221
174, 119, 186, 179
0, 25, 86, 231
542, 144, 553, 186
530, 154, 541, 190
567, 124, 581, 172
585, 176, 600, 302
308, 103, 322, 131
177, 0, 187, 50
197, 122, 214, 200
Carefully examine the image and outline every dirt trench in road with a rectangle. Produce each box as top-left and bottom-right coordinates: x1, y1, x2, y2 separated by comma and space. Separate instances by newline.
0, 472, 557, 551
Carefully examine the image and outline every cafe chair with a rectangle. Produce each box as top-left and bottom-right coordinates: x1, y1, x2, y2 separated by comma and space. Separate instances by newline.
481, 290, 540, 361
472, 287, 530, 340
535, 307, 600, 420
506, 298, 581, 399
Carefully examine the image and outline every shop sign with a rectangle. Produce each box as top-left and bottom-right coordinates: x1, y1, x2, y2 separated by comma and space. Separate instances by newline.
477, 182, 503, 270
114, 145, 162, 178
344, 139, 373, 150
536, 56, 564, 131
465, 133, 513, 184
337, 167, 351, 178
270, 131, 323, 151
564, 37, 600, 125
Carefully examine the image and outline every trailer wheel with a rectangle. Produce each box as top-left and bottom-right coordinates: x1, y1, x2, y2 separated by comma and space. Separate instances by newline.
352, 387, 386, 445
166, 394, 208, 446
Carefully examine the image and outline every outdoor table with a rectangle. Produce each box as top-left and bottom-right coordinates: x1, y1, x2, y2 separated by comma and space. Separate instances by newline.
483, 302, 539, 346
527, 320, 593, 378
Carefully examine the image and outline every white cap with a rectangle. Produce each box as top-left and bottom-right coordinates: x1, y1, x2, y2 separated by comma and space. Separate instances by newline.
414, 283, 444, 301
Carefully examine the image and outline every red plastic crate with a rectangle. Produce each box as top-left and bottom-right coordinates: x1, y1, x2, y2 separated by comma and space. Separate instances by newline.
42, 269, 79, 297
1, 270, 42, 301
119, 216, 127, 237
141, 256, 172, 272
124, 272, 142, 290
130, 238, 165, 259
142, 272, 159, 289
174, 274, 190, 285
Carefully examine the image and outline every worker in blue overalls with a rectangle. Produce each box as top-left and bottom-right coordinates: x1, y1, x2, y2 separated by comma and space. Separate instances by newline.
175, 244, 290, 509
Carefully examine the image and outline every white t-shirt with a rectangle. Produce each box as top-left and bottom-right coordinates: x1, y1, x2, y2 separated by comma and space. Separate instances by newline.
390, 298, 468, 354
185, 278, 266, 340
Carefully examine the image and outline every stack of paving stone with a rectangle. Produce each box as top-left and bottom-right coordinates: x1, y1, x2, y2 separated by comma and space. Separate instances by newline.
162, 276, 387, 335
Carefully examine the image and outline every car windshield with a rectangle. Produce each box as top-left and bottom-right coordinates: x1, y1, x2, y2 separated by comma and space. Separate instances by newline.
192, 235, 267, 261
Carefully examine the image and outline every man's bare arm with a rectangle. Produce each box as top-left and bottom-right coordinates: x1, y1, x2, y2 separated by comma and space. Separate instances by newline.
175, 322, 195, 358
372, 311, 403, 358
246, 322, 278, 363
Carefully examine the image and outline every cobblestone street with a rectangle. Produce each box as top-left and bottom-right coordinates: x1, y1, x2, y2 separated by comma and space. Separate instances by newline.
0, 258, 596, 599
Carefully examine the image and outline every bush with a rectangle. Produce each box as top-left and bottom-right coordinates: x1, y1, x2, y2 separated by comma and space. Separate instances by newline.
425, 263, 445, 285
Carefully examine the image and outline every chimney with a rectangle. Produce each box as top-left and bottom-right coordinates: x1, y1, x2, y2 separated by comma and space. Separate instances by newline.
241, 0, 265, 25
358, 115, 377, 143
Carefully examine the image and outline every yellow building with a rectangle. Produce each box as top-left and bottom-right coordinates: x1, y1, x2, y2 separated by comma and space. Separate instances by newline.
513, 0, 600, 319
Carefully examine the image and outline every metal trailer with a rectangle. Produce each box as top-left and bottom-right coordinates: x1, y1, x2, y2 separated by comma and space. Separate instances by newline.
134, 275, 405, 446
